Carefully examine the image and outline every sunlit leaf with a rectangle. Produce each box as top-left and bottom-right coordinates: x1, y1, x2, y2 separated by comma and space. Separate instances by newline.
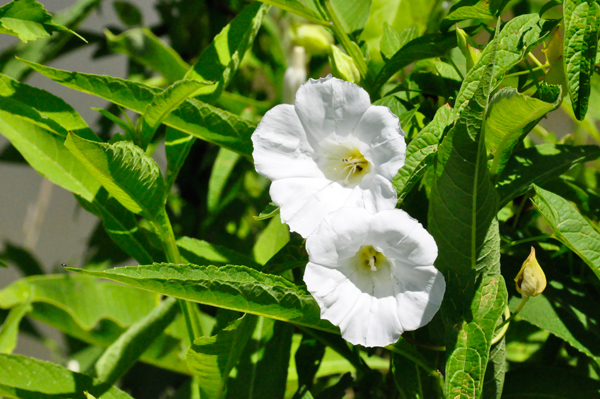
256, 0, 326, 25
0, 302, 31, 354
207, 147, 241, 214
330, 0, 372, 33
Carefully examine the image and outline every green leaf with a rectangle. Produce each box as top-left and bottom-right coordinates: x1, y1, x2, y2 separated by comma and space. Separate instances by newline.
454, 14, 558, 115
495, 144, 600, 208
502, 367, 600, 398
207, 147, 241, 213
391, 351, 422, 399
0, 353, 134, 399
253, 215, 290, 265
531, 184, 600, 281
66, 264, 337, 333
254, 203, 280, 221
140, 79, 215, 147
442, 0, 494, 29
485, 86, 562, 177
0, 242, 43, 276
93, 297, 180, 385
0, 260, 6, 268
21, 60, 257, 156
113, 1, 142, 27
0, 302, 31, 354
393, 105, 452, 204
106, 28, 190, 81
380, 23, 419, 60
0, 0, 84, 43
256, 0, 326, 25
330, 0, 372, 33
164, 127, 196, 190
65, 133, 165, 221
563, 0, 600, 120
373, 31, 458, 95
177, 236, 261, 269
187, 315, 257, 399
185, 2, 270, 101
92, 108, 135, 139
482, 337, 506, 399
0, 112, 101, 202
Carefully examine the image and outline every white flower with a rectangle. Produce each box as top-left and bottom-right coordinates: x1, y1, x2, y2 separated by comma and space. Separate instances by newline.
282, 46, 307, 104
252, 76, 406, 238
304, 207, 445, 347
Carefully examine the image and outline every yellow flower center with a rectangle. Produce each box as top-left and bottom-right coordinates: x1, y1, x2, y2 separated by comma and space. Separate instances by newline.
357, 245, 386, 272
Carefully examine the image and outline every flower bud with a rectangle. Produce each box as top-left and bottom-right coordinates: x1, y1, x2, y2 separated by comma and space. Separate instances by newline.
515, 247, 547, 298
283, 46, 307, 104
456, 26, 481, 71
329, 45, 360, 83
293, 24, 333, 56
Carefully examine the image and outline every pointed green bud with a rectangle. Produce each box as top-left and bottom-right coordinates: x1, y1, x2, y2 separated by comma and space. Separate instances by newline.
293, 24, 333, 56
456, 26, 481, 71
515, 247, 547, 298
329, 45, 360, 83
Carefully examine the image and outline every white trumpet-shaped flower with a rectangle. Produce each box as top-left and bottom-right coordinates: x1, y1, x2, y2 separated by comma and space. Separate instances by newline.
252, 76, 406, 238
304, 207, 445, 347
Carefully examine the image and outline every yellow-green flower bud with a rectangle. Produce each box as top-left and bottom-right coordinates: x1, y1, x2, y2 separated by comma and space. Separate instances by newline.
329, 45, 360, 84
515, 247, 547, 298
293, 24, 333, 56
456, 26, 481, 72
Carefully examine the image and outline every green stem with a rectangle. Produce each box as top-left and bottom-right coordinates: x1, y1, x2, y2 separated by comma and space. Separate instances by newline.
323, 0, 367, 78
497, 296, 529, 330
386, 344, 441, 377
505, 234, 551, 247
505, 63, 550, 78
527, 51, 545, 68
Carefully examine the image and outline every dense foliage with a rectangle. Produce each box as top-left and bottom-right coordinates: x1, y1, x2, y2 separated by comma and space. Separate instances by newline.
1, 0, 600, 398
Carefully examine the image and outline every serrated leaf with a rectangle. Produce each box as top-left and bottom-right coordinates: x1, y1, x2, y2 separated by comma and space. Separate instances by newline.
94, 297, 180, 385
187, 315, 257, 399
207, 147, 241, 213
256, 0, 326, 25
531, 184, 600, 281
185, 2, 270, 102
454, 14, 558, 114
65, 132, 165, 221
485, 86, 561, 176
563, 0, 600, 120
0, 0, 84, 43
67, 264, 337, 333
106, 27, 189, 81
20, 60, 256, 156
140, 79, 215, 147
495, 144, 600, 208
0, 353, 133, 399
380, 23, 419, 61
393, 105, 452, 204
330, 0, 372, 33
0, 302, 31, 354
502, 366, 600, 398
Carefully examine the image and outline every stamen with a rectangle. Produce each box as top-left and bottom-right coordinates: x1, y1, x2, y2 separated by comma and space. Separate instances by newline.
369, 255, 377, 272
342, 156, 368, 182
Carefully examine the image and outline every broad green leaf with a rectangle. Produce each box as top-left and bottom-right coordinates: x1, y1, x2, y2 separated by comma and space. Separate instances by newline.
65, 133, 165, 221
393, 105, 452, 204
508, 281, 600, 364
185, 3, 270, 101
372, 31, 458, 95
391, 351, 422, 399
0, 0, 84, 42
293, 335, 326, 391
482, 337, 506, 399
563, 0, 600, 120
531, 184, 600, 281
442, 0, 494, 28
21, 60, 257, 156
187, 315, 257, 399
330, 0, 372, 33
177, 236, 260, 269
0, 112, 101, 202
165, 127, 196, 190
66, 264, 338, 333
0, 353, 133, 399
255, 0, 326, 25
502, 367, 600, 398
0, 302, 31, 354
379, 23, 418, 60
94, 297, 180, 385
454, 14, 558, 114
485, 86, 561, 177
106, 28, 189, 81
207, 147, 241, 213
140, 79, 215, 147
253, 215, 290, 265
262, 235, 307, 275
77, 189, 164, 265
495, 144, 600, 208
428, 29, 508, 399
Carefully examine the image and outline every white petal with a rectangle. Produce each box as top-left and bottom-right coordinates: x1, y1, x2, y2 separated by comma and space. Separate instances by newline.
252, 104, 324, 180
355, 105, 407, 180
294, 76, 371, 146
358, 174, 398, 213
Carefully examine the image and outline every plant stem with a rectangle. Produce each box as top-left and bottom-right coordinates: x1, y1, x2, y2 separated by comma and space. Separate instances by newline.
505, 234, 551, 247
505, 63, 550, 78
323, 0, 367, 78
496, 296, 529, 330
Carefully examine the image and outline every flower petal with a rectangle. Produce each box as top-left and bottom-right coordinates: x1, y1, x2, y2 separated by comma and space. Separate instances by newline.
252, 104, 324, 180
294, 76, 371, 146
358, 174, 398, 213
